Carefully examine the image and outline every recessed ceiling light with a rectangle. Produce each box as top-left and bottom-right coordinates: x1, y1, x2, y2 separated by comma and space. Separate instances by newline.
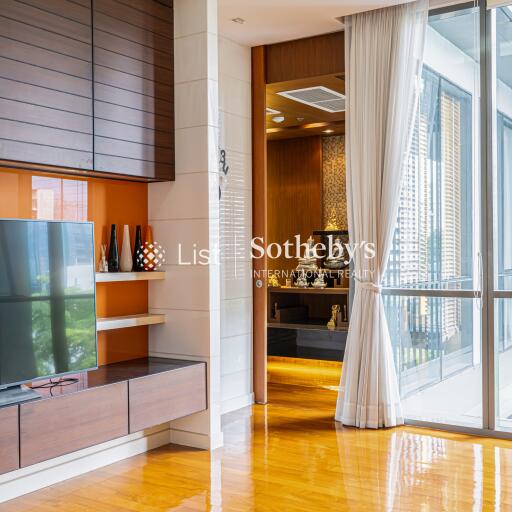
272, 115, 285, 123
323, 129, 334, 134
266, 107, 281, 115
231, 17, 245, 24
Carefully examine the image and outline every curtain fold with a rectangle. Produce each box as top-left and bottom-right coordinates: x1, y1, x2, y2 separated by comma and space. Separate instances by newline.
335, 0, 428, 428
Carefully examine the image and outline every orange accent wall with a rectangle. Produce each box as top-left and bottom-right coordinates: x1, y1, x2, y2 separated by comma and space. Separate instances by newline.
0, 167, 149, 365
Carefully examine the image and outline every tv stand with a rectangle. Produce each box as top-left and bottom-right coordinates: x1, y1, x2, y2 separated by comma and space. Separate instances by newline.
0, 385, 40, 408
0, 357, 206, 475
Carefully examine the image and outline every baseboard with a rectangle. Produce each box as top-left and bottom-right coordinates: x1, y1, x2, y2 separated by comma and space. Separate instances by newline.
169, 428, 224, 450
221, 392, 254, 415
0, 425, 171, 504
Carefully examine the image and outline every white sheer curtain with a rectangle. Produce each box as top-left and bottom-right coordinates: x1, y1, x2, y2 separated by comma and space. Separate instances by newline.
335, 0, 428, 428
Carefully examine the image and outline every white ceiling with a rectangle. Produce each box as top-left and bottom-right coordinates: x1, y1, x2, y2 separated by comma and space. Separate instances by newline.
218, 0, 411, 47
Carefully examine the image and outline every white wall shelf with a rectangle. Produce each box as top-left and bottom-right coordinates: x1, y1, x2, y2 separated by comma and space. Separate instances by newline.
96, 272, 166, 283
97, 314, 166, 331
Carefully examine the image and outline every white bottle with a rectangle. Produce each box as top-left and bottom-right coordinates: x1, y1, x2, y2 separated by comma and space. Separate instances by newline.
120, 224, 133, 272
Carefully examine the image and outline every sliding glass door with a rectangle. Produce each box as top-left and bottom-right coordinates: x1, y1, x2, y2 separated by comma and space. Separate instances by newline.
382, 0, 512, 434
383, 4, 483, 428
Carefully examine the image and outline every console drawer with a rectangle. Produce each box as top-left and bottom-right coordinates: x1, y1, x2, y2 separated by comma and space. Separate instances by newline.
20, 382, 128, 467
129, 363, 206, 433
0, 405, 19, 474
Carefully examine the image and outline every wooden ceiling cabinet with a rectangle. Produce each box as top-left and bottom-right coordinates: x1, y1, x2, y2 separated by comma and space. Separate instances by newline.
92, 0, 174, 181
0, 0, 174, 182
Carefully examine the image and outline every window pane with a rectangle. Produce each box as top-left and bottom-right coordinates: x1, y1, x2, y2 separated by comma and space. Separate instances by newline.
384, 7, 480, 291
384, 295, 482, 427
495, 299, 512, 431
494, 6, 512, 291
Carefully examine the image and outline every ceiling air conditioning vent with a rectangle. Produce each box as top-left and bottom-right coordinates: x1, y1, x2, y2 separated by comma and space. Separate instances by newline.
277, 86, 345, 113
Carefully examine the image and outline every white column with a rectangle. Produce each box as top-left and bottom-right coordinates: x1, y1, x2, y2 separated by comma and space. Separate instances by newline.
148, 0, 222, 450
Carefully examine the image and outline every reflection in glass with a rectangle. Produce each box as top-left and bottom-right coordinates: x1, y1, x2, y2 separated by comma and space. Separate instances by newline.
0, 220, 96, 387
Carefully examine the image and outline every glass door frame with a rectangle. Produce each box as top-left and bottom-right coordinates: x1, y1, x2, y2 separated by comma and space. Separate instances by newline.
382, 0, 512, 437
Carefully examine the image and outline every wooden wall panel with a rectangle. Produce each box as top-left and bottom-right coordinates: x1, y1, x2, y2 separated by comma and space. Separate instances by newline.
266, 32, 344, 84
0, 36, 90, 77
0, 17, 90, 59
0, 406, 19, 475
252, 46, 268, 404
93, 0, 174, 181
1, 0, 90, 41
0, 0, 93, 170
20, 0, 91, 23
20, 382, 128, 467
267, 136, 323, 273
0, 77, 92, 115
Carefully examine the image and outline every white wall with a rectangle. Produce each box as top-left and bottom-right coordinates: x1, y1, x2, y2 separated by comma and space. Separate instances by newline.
218, 36, 253, 414
148, 0, 223, 450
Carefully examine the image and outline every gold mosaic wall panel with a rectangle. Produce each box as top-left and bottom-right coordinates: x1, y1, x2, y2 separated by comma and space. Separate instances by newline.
322, 135, 347, 230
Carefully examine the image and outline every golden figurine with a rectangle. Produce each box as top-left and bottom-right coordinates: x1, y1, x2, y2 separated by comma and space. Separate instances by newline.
327, 304, 340, 330
324, 207, 340, 231
268, 274, 280, 288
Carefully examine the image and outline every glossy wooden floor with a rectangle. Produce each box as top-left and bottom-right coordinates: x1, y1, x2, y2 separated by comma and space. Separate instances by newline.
4, 370, 512, 511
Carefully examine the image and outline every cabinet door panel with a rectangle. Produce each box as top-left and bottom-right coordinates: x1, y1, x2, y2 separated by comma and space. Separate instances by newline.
129, 364, 206, 433
20, 383, 128, 467
0, 0, 93, 170
0, 406, 19, 475
93, 0, 174, 180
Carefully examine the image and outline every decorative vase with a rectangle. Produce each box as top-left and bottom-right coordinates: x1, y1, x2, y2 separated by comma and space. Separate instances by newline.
133, 225, 144, 272
143, 225, 155, 272
98, 244, 108, 272
107, 224, 119, 272
120, 224, 133, 272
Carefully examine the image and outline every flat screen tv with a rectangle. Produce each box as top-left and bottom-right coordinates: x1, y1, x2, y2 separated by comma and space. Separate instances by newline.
0, 219, 97, 394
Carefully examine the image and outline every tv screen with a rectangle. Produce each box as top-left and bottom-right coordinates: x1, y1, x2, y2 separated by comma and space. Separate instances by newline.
0, 219, 97, 388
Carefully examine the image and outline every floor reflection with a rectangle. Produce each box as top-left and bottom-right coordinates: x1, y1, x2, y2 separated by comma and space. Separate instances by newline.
4, 380, 512, 511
